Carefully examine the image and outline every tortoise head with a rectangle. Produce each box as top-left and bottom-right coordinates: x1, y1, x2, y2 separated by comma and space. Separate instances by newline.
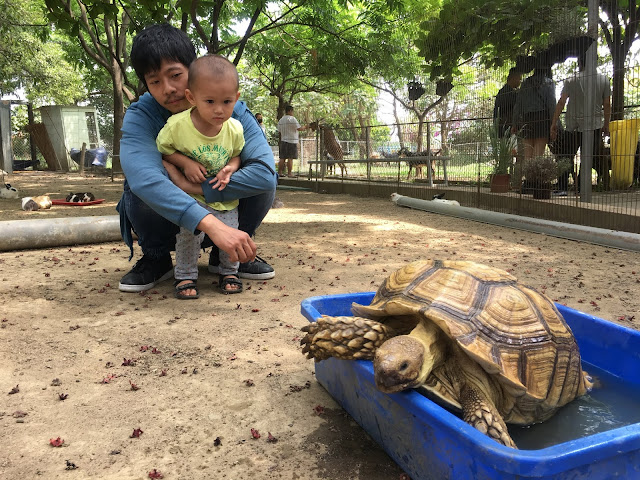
374, 335, 429, 393
373, 319, 446, 393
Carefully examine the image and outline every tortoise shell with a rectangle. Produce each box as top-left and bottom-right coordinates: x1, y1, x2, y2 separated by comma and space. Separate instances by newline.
351, 259, 589, 425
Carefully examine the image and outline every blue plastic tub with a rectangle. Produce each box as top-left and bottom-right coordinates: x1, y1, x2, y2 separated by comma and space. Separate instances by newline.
301, 292, 640, 480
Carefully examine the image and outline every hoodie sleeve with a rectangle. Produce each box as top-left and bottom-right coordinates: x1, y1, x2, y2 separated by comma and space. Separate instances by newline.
120, 94, 211, 233
201, 101, 276, 204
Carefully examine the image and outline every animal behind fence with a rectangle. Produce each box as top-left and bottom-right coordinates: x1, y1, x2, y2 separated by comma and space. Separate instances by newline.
309, 121, 347, 176
398, 147, 441, 179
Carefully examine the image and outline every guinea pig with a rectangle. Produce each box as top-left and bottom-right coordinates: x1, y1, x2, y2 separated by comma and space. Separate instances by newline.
32, 195, 52, 209
22, 197, 39, 211
66, 192, 95, 202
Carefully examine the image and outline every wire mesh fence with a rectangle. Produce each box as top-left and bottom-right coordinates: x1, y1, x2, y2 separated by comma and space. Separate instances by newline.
280, 1, 639, 234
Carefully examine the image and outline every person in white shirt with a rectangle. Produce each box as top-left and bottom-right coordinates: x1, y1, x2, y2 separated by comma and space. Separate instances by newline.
276, 105, 309, 176
550, 54, 611, 190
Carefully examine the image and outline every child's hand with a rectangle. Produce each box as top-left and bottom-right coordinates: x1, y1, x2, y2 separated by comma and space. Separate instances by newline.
209, 165, 234, 191
183, 161, 208, 184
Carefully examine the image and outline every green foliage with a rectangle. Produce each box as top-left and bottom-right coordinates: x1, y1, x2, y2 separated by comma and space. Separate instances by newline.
0, 0, 85, 104
488, 120, 518, 174
523, 155, 558, 183
417, 0, 585, 82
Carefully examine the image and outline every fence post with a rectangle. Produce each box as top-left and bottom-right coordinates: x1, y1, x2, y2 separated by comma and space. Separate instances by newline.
476, 142, 481, 208
27, 103, 38, 166
426, 122, 434, 187
79, 142, 86, 175
366, 126, 371, 180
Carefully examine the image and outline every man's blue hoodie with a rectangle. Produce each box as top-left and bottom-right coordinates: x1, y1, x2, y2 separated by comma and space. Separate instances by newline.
118, 93, 276, 254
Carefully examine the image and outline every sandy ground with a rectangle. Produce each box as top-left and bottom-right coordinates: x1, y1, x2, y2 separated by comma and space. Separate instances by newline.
1, 172, 639, 479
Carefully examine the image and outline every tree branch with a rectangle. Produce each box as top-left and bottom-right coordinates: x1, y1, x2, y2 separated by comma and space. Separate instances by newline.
232, 5, 262, 65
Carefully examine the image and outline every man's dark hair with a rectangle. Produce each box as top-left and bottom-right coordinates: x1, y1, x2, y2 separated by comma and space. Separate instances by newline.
507, 68, 520, 80
577, 53, 586, 70
130, 24, 196, 87
285, 105, 294, 114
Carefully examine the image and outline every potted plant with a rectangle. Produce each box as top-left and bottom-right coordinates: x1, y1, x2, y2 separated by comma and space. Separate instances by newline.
488, 119, 518, 193
522, 156, 558, 199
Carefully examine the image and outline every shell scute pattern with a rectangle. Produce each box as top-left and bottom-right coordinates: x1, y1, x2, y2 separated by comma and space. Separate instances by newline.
351, 259, 587, 424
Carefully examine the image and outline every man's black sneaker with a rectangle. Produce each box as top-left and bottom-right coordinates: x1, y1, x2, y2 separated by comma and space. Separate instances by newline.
118, 254, 174, 292
208, 249, 275, 280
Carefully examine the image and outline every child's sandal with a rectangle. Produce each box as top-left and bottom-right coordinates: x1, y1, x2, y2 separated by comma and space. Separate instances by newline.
218, 275, 243, 294
174, 280, 199, 300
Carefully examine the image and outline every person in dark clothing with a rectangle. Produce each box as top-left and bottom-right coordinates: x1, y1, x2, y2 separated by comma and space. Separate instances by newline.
512, 67, 556, 161
493, 68, 522, 134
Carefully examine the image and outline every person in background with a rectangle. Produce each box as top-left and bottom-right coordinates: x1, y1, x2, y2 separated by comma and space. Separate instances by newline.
550, 54, 611, 191
276, 105, 309, 177
512, 66, 556, 162
255, 112, 266, 134
494, 67, 522, 134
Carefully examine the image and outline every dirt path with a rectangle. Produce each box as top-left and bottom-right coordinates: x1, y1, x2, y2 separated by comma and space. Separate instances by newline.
1, 172, 638, 479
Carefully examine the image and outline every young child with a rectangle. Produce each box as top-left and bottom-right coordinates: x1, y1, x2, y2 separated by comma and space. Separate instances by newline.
157, 54, 244, 298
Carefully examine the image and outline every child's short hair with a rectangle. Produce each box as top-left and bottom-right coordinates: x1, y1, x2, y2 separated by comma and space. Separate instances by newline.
130, 24, 196, 87
188, 55, 239, 90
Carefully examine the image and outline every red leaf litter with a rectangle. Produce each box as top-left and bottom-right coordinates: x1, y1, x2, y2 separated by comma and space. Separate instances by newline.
100, 374, 117, 384
313, 405, 325, 415
148, 469, 164, 479
130, 428, 143, 438
49, 437, 64, 447
267, 432, 278, 443
250, 428, 261, 439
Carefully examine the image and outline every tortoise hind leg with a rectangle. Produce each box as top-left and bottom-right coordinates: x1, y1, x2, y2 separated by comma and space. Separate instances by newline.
460, 383, 517, 449
301, 316, 396, 362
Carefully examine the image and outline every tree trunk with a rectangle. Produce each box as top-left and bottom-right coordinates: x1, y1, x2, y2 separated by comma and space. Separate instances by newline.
416, 115, 424, 152
611, 52, 626, 121
112, 58, 125, 172
393, 98, 404, 150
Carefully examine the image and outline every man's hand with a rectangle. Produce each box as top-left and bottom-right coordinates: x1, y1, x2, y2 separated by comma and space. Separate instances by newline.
198, 214, 256, 263
602, 122, 610, 138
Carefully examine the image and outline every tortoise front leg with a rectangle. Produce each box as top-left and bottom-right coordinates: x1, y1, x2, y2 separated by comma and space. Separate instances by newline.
300, 316, 396, 362
459, 382, 517, 449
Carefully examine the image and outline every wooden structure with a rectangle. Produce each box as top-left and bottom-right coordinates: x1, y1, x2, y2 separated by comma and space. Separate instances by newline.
39, 105, 101, 171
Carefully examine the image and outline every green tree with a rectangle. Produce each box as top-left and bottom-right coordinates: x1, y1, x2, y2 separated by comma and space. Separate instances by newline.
239, 1, 398, 120
416, 0, 638, 120
600, 0, 640, 119
44, 0, 144, 169
0, 0, 84, 104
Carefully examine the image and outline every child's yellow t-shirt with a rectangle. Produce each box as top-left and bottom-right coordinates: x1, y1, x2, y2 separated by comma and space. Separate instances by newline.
156, 108, 245, 210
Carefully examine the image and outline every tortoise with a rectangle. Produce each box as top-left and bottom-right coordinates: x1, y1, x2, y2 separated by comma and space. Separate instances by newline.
301, 259, 592, 448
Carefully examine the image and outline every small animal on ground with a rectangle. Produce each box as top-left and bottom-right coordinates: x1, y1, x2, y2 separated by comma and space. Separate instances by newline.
431, 192, 460, 206
21, 195, 52, 211
1, 183, 19, 199
21, 197, 40, 211
66, 192, 96, 202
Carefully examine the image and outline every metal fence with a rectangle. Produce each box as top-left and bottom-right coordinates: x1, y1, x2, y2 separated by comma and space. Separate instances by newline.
280, 0, 640, 235
281, 114, 639, 234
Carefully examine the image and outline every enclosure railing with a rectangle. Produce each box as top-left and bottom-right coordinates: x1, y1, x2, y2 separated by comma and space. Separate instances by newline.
285, 117, 640, 234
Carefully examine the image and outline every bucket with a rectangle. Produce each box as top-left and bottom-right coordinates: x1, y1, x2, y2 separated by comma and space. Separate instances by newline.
609, 118, 640, 189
